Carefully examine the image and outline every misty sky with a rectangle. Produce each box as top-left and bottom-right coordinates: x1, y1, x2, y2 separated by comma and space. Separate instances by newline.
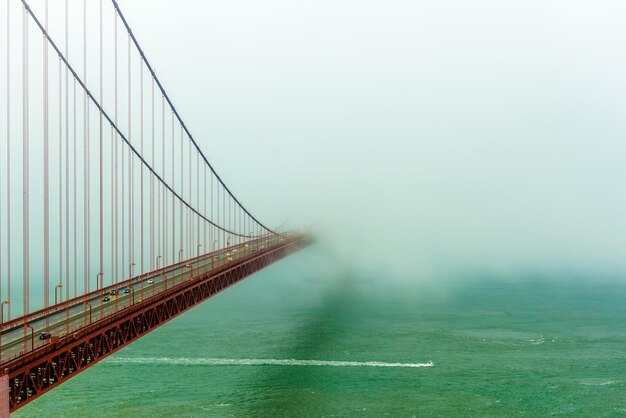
7, 0, 626, 281
115, 0, 626, 279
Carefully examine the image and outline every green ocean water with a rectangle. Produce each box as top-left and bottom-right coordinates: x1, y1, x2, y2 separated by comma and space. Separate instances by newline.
13, 245, 626, 417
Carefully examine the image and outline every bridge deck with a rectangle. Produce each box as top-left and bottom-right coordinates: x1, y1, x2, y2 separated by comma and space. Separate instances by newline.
1, 234, 310, 413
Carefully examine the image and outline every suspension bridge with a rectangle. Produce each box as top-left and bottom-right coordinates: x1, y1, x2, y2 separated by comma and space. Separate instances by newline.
0, 0, 310, 414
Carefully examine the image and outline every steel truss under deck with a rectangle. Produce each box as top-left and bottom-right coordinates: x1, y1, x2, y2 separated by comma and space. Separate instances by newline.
3, 237, 309, 413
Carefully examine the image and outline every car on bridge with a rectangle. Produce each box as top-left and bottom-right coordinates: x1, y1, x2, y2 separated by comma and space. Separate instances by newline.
109, 289, 117, 296
147, 279, 154, 284
39, 331, 52, 340
102, 295, 110, 302
123, 287, 131, 294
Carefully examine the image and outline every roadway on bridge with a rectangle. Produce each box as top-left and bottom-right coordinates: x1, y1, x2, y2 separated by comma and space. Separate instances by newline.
0, 238, 276, 364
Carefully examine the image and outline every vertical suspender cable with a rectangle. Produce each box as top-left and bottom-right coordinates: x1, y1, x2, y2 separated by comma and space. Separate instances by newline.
122, 31, 135, 276
187, 126, 190, 255
150, 76, 154, 271
211, 168, 213, 252
216, 179, 219, 250
23, 3, 30, 321
128, 34, 132, 278
172, 113, 178, 262
110, 121, 114, 285
157, 93, 162, 268
167, 109, 171, 263
177, 112, 181, 261
162, 95, 166, 265
58, 9, 65, 327
1, 0, 5, 325
183, 127, 185, 261
194, 140, 196, 255
161, 96, 169, 264
65, 0, 69, 303
44, 0, 50, 316
170, 107, 174, 263
57, 16, 62, 304
73, 74, 76, 298
203, 159, 206, 255
140, 60, 144, 277
5, 0, 11, 322
163, 95, 167, 265
99, 0, 103, 290
196, 152, 199, 254
110, 11, 115, 286
121, 34, 125, 283
114, 13, 119, 284
181, 129, 188, 257
83, 0, 89, 296
186, 128, 189, 255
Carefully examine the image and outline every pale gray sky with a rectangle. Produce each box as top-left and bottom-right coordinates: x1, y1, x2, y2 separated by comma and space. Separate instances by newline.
117, 0, 626, 279
2, 0, 626, 287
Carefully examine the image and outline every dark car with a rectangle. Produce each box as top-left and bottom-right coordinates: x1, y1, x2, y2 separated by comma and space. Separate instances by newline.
39, 331, 52, 340
102, 295, 110, 302
123, 288, 131, 294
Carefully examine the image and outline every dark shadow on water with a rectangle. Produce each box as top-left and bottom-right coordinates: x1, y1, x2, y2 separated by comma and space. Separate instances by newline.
237, 273, 367, 417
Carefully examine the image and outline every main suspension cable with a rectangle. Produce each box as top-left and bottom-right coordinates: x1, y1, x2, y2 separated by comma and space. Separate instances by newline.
20, 0, 257, 239
110, 0, 278, 236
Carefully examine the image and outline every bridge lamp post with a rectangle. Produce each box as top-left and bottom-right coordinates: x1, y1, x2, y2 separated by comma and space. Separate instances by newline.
0, 300, 9, 362
179, 249, 183, 263
25, 324, 34, 352
0, 304, 5, 364
185, 264, 193, 281
129, 263, 136, 279
1, 300, 10, 324
94, 272, 103, 291
156, 255, 162, 270
85, 302, 92, 325
54, 284, 63, 305
197, 244, 202, 257
213, 240, 217, 251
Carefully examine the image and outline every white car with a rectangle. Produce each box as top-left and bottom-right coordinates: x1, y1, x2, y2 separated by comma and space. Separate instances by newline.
147, 279, 154, 284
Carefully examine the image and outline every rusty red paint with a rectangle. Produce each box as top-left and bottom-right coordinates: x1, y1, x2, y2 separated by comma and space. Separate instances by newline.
2, 237, 310, 413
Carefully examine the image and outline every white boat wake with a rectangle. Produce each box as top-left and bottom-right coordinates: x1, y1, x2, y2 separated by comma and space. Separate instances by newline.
105, 357, 434, 368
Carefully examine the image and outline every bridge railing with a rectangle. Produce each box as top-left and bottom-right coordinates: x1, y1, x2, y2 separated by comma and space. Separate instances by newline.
0, 234, 307, 364
0, 234, 289, 336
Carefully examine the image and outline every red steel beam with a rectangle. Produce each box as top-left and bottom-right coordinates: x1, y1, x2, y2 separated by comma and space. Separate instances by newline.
2, 236, 311, 413
0, 236, 274, 336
